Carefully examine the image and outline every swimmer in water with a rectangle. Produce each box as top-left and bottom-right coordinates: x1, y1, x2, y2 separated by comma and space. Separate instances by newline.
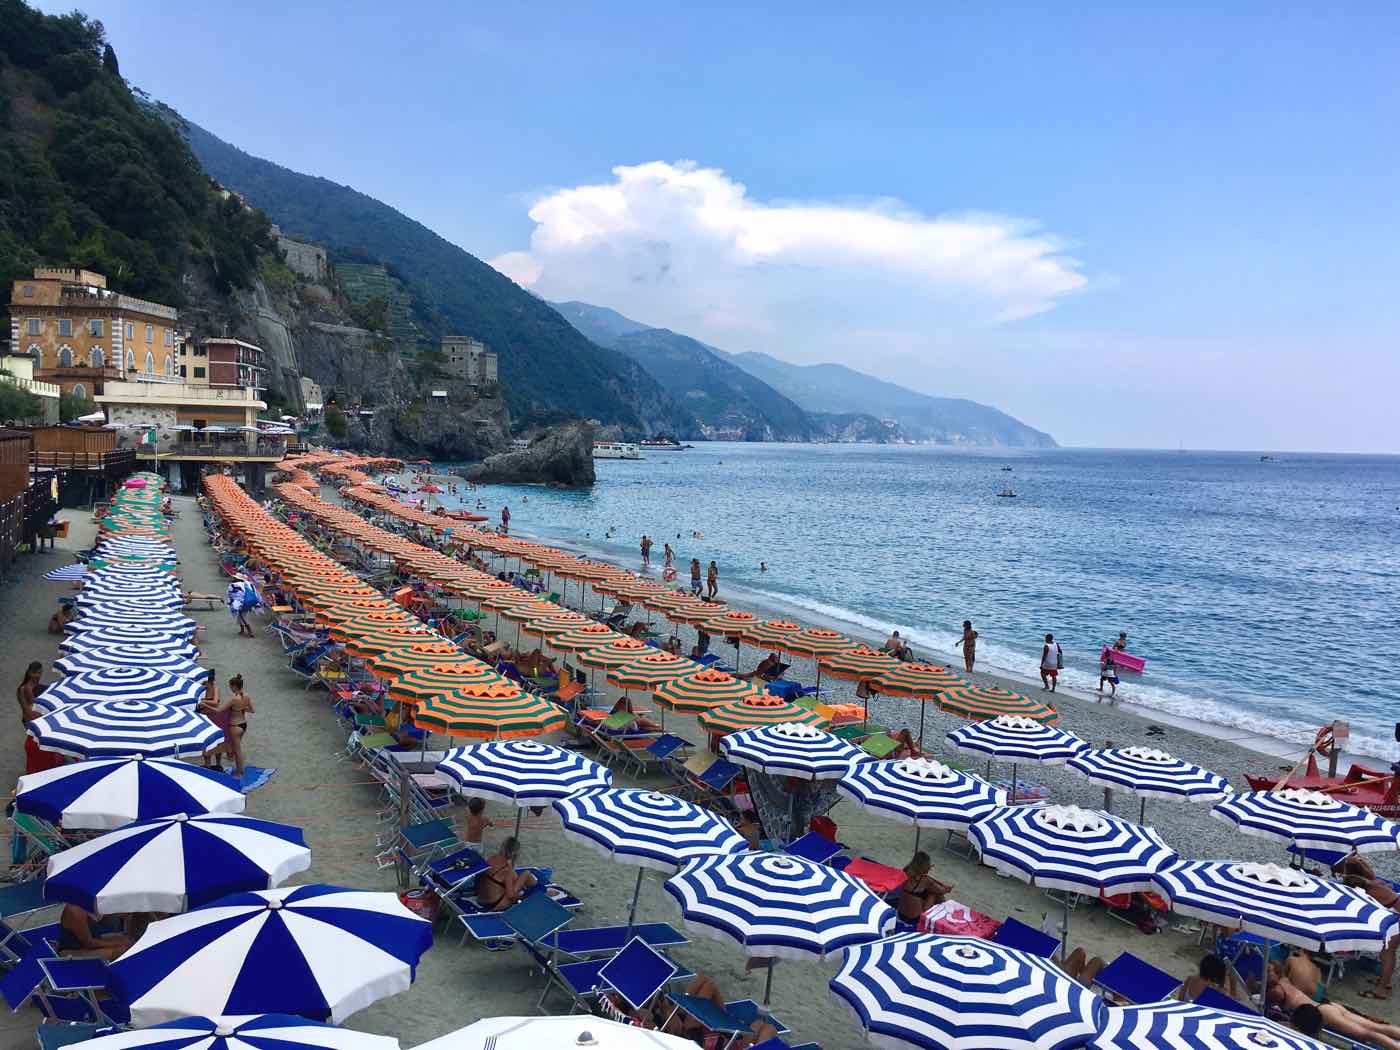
759, 561, 768, 572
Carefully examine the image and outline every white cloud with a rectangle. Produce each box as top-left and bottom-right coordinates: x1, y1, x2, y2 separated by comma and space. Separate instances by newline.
490, 160, 1088, 354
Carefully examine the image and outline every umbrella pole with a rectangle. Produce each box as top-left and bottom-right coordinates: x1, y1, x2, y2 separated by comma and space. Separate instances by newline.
1139, 797, 1146, 824
513, 807, 523, 849
626, 867, 645, 934
913, 825, 921, 853
763, 959, 775, 1005
917, 701, 926, 754
1060, 895, 1070, 960
1010, 762, 1018, 804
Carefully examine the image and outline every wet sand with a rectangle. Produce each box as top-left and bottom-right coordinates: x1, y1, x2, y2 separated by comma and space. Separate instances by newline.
0, 492, 1394, 1049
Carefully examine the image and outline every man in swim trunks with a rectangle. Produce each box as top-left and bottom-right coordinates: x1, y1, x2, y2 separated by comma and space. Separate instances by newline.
955, 620, 977, 673
1039, 633, 1060, 691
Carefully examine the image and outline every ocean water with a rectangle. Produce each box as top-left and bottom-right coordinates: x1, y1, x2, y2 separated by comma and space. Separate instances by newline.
421, 444, 1400, 759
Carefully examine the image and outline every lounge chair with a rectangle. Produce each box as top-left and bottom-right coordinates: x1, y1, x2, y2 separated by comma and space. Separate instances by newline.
991, 916, 1059, 958
678, 756, 741, 804
36, 1022, 118, 1050
1092, 951, 1181, 1004
1194, 986, 1251, 1015
784, 831, 845, 866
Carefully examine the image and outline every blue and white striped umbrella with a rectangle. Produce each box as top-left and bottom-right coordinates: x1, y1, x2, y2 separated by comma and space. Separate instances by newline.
720, 722, 867, 780
109, 885, 434, 1025
1088, 1000, 1330, 1050
831, 933, 1103, 1050
61, 626, 199, 657
56, 645, 205, 680
437, 740, 612, 805
66, 607, 198, 638
46, 813, 311, 914
65, 1014, 398, 1050
1152, 860, 1399, 952
77, 585, 184, 611
945, 715, 1087, 763
15, 755, 244, 830
87, 566, 176, 585
44, 563, 90, 581
36, 667, 206, 713
1212, 789, 1400, 854
552, 788, 748, 871
969, 804, 1178, 896
96, 539, 176, 558
1068, 746, 1231, 823
664, 852, 895, 960
27, 700, 222, 759
837, 757, 1007, 830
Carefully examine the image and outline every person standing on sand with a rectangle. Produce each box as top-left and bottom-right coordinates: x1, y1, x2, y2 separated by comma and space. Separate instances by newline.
689, 558, 703, 596
224, 674, 255, 781
1040, 633, 1062, 692
500, 505, 510, 535
707, 560, 719, 600
955, 620, 978, 673
663, 543, 674, 569
1098, 648, 1120, 697
641, 535, 652, 567
17, 660, 58, 775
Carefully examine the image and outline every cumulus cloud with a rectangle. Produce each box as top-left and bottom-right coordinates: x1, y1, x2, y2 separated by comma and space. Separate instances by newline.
490, 160, 1087, 359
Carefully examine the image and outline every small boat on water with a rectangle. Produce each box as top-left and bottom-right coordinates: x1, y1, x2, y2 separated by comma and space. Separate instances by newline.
640, 437, 685, 450
593, 442, 642, 460
997, 488, 1017, 498
1000, 466, 1014, 472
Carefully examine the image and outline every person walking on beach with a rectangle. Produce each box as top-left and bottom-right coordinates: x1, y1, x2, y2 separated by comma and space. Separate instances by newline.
640, 535, 652, 567
706, 560, 719, 600
1039, 633, 1062, 692
955, 620, 977, 673
500, 505, 510, 535
225, 578, 256, 637
689, 558, 703, 596
1098, 648, 1120, 697
663, 542, 674, 569
17, 660, 57, 775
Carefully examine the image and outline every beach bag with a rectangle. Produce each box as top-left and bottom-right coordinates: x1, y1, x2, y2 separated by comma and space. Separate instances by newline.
1056, 644, 1064, 670
398, 887, 439, 919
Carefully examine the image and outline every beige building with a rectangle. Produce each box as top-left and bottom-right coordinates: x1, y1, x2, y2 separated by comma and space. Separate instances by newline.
441, 335, 498, 386
0, 354, 60, 423
7, 268, 181, 400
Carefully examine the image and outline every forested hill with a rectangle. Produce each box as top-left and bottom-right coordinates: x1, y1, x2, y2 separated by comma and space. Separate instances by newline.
179, 119, 696, 437
0, 1, 273, 307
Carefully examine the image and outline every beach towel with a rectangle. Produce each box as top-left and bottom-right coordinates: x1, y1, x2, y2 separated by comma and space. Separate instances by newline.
239, 766, 276, 792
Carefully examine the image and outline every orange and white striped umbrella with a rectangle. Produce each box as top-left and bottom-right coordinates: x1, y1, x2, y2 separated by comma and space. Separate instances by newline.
819, 646, 903, 683
411, 680, 567, 739
739, 619, 803, 648
607, 651, 701, 691
388, 662, 503, 707
939, 684, 1058, 724
698, 694, 830, 735
653, 669, 765, 714
574, 637, 655, 670
550, 624, 628, 653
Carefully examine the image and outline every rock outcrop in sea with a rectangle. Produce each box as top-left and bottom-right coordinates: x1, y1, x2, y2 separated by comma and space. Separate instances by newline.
463, 422, 596, 487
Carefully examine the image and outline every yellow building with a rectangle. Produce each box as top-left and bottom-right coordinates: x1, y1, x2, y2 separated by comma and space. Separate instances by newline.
7, 268, 181, 399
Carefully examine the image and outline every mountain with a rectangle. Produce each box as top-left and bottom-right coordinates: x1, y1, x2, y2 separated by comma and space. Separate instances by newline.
553, 301, 814, 441
177, 118, 695, 438
726, 351, 1058, 448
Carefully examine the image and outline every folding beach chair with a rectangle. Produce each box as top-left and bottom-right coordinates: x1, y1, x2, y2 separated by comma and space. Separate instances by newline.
679, 756, 741, 804
1092, 952, 1182, 1004
648, 734, 695, 778
8, 814, 71, 881
1194, 987, 1251, 1016
784, 831, 845, 866
36, 1022, 117, 1050
665, 993, 767, 1049
599, 937, 677, 1017
288, 641, 334, 688
544, 923, 688, 960
991, 916, 1059, 958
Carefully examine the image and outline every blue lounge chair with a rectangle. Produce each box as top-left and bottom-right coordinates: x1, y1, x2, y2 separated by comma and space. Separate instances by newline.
36, 1023, 117, 1050
548, 923, 687, 959
1093, 952, 1181, 1004
1194, 987, 1251, 1015
647, 733, 693, 769
785, 831, 844, 866
726, 1000, 789, 1036
599, 937, 677, 1012
992, 916, 1059, 958
666, 993, 761, 1039
682, 758, 741, 804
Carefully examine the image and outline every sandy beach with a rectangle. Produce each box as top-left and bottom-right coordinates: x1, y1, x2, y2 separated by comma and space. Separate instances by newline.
0, 488, 1396, 1049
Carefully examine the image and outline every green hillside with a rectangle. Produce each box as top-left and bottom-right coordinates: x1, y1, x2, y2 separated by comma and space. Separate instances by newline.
178, 118, 696, 437
0, 1, 273, 307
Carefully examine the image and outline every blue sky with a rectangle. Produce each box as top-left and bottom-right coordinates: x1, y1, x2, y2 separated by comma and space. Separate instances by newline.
48, 1, 1400, 451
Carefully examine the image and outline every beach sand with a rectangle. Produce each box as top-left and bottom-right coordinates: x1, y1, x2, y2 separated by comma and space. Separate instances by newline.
0, 492, 1395, 1049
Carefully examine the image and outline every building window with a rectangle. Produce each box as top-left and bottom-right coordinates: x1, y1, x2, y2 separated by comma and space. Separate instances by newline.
58, 319, 72, 337
194, 345, 207, 357
164, 330, 172, 347
26, 343, 41, 358
88, 318, 103, 337
165, 355, 175, 376
193, 366, 206, 379
22, 285, 33, 297
70, 383, 86, 400
145, 350, 155, 374
125, 349, 135, 371
58, 346, 73, 367
26, 318, 40, 336
126, 322, 134, 341
180, 365, 187, 378
145, 324, 153, 343
89, 347, 104, 368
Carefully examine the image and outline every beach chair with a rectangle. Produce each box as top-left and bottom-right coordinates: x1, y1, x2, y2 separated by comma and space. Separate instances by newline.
1194, 986, 1251, 1016
664, 993, 770, 1047
36, 1023, 117, 1050
859, 733, 900, 759
1092, 951, 1181, 1004
648, 734, 694, 779
991, 917, 1059, 958
288, 641, 334, 688
785, 831, 846, 866
598, 937, 677, 1016
0, 882, 53, 957
540, 942, 694, 1016
679, 756, 741, 804
9, 814, 71, 881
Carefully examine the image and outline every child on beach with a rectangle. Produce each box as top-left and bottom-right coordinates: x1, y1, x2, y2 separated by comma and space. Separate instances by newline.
1098, 649, 1120, 697
462, 797, 496, 846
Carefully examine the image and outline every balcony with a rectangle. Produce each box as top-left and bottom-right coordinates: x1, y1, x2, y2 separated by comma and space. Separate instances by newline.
95, 380, 266, 410
36, 365, 124, 383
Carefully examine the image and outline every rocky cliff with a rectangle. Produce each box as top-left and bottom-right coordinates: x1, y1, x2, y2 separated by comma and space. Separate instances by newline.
463, 421, 595, 487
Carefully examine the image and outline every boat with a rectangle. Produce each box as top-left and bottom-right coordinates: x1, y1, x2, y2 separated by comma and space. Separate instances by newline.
593, 442, 642, 460
640, 437, 685, 450
1000, 466, 1014, 472
1245, 753, 1400, 819
996, 489, 1017, 498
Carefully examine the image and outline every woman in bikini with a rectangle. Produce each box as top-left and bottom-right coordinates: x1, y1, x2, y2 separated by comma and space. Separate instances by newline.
17, 661, 59, 775
198, 668, 229, 771
225, 674, 255, 780
897, 851, 954, 923
476, 837, 536, 911
58, 904, 131, 961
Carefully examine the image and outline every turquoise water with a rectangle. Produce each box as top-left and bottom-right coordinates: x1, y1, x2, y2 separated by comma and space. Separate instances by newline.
419, 444, 1400, 759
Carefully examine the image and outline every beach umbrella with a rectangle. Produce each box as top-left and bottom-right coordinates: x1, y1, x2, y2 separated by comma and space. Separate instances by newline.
837, 757, 1007, 850
870, 662, 967, 748
76, 585, 185, 611
1211, 788, 1400, 854
653, 668, 766, 714
44, 563, 90, 581
701, 610, 761, 669
781, 628, 855, 698
37, 667, 206, 713
341, 626, 437, 661
939, 684, 1058, 723
27, 700, 223, 759
1087, 1000, 1331, 1050
550, 624, 628, 653
415, 1016, 694, 1050
65, 1014, 400, 1050
108, 885, 434, 1024
721, 722, 866, 780
56, 645, 204, 680
698, 693, 830, 735
387, 662, 504, 707
517, 612, 590, 640
969, 803, 1178, 953
437, 740, 611, 843
830, 933, 1103, 1050
946, 715, 1087, 802
45, 813, 312, 913
1068, 746, 1231, 822
60, 626, 199, 658
410, 680, 568, 739
665, 852, 896, 1001
65, 609, 199, 638
365, 643, 473, 680
15, 755, 244, 830
574, 637, 655, 671
553, 788, 747, 929
606, 651, 700, 693
739, 618, 803, 649
820, 646, 903, 721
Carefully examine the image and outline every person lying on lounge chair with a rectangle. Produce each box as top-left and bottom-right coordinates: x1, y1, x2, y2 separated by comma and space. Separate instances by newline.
1057, 946, 1106, 985
476, 837, 536, 912
1267, 962, 1400, 1050
58, 904, 132, 962
611, 695, 661, 733
657, 974, 779, 1047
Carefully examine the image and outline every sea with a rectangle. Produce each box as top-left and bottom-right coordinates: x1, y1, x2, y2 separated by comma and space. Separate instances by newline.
413, 444, 1400, 761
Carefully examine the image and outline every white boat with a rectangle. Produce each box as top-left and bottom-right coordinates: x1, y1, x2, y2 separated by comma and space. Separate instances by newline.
593, 441, 642, 460
640, 437, 684, 450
